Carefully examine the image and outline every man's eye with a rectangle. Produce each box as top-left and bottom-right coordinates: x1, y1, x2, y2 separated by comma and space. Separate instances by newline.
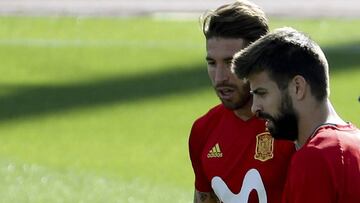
257, 91, 268, 97
207, 61, 215, 66
251, 90, 267, 97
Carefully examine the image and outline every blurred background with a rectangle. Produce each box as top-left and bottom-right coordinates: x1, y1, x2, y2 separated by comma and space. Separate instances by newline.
0, 0, 359, 202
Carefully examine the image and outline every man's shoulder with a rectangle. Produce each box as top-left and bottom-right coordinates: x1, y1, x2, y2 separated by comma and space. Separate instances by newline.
193, 104, 227, 126
189, 104, 226, 144
200, 104, 226, 118
293, 129, 342, 167
306, 124, 360, 150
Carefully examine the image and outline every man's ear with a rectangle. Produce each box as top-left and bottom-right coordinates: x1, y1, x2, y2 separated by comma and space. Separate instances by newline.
290, 75, 307, 100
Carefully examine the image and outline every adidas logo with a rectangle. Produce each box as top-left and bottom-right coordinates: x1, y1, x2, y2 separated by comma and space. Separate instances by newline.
207, 143, 223, 158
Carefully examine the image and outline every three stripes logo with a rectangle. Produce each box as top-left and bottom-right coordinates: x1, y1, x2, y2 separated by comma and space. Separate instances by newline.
207, 143, 223, 158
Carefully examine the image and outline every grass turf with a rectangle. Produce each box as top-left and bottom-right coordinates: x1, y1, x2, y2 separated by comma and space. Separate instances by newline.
0, 16, 359, 202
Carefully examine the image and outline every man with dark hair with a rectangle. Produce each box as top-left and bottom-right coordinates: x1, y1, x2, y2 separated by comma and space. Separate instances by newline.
232, 27, 360, 203
188, 1, 295, 202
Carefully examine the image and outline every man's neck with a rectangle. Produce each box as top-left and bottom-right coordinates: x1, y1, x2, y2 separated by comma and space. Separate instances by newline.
297, 99, 346, 147
233, 100, 254, 121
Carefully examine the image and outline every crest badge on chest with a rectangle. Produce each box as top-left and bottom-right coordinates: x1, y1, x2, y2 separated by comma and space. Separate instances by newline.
254, 131, 274, 162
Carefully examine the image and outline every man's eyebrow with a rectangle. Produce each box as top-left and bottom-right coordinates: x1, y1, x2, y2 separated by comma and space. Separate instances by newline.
205, 56, 233, 61
224, 58, 234, 63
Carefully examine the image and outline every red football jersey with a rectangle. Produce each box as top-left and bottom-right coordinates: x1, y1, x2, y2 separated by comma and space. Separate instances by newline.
282, 123, 360, 203
189, 104, 295, 203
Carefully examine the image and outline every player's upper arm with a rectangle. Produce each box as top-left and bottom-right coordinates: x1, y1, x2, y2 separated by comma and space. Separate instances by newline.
194, 189, 219, 203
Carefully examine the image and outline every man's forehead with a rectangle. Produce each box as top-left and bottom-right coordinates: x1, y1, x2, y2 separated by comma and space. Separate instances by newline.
248, 71, 274, 88
248, 71, 270, 82
206, 40, 247, 62
206, 37, 247, 51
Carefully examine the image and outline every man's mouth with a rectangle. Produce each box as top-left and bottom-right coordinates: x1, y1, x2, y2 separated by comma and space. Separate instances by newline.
216, 86, 235, 100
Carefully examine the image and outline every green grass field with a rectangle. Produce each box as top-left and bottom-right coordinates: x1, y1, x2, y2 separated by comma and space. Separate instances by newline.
0, 16, 359, 202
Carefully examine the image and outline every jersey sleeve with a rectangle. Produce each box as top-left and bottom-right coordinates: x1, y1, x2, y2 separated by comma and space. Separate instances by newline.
282, 147, 336, 203
189, 119, 212, 192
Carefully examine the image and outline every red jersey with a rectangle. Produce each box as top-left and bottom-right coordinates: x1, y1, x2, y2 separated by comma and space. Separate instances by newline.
189, 104, 295, 203
282, 123, 360, 203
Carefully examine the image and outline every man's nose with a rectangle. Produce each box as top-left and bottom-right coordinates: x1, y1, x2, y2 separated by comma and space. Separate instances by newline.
215, 65, 230, 84
251, 98, 262, 115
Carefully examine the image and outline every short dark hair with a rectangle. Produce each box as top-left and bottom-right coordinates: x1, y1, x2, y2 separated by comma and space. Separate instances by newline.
232, 27, 329, 101
201, 0, 269, 43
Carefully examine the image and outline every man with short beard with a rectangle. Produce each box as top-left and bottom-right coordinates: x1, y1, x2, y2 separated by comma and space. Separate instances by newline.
232, 27, 360, 203
188, 1, 295, 203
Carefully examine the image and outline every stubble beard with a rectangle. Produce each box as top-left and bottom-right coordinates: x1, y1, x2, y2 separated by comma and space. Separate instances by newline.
219, 83, 251, 111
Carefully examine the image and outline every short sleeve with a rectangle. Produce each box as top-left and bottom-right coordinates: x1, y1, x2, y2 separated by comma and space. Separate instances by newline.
189, 120, 212, 192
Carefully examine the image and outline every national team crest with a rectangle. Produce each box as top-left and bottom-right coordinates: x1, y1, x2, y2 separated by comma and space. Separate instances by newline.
254, 132, 274, 162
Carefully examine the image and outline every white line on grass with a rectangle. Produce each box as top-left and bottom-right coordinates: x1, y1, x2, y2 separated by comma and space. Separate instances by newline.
0, 38, 202, 49
1, 39, 359, 54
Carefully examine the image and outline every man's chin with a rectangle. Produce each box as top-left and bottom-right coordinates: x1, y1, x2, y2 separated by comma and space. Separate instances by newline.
220, 97, 249, 110
221, 99, 236, 109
